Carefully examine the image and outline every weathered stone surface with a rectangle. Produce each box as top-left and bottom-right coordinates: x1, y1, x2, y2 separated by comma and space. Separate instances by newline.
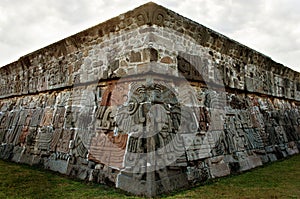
0, 2, 300, 197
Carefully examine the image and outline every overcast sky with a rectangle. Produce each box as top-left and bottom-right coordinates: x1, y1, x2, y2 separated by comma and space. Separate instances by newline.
0, 0, 299, 72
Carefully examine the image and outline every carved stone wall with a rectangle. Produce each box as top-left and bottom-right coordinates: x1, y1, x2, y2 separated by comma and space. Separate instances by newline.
0, 2, 299, 197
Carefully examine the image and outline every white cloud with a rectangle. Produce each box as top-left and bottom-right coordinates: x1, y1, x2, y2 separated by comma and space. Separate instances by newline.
0, 0, 299, 72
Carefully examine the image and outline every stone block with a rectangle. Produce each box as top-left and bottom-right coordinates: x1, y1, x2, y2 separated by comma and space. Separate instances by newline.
130, 51, 142, 62
268, 154, 277, 162
0, 144, 14, 160
210, 162, 230, 178
287, 142, 299, 155
259, 154, 269, 164
247, 155, 263, 169
117, 170, 188, 197
11, 146, 24, 163
44, 154, 70, 174
45, 157, 69, 174
238, 159, 251, 172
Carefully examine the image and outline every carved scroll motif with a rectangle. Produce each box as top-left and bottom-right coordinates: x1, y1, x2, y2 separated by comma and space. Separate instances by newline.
73, 135, 88, 158
34, 127, 53, 154
40, 108, 54, 126
50, 128, 62, 152
56, 129, 74, 153
30, 108, 44, 127
95, 106, 116, 131
52, 107, 66, 128
135, 7, 166, 26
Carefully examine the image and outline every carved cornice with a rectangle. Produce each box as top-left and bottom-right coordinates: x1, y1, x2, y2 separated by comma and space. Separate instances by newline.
0, 2, 298, 78
134, 2, 167, 26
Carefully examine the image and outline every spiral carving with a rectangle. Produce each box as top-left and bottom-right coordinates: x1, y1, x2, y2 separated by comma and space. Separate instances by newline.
152, 8, 166, 26
135, 8, 166, 26
136, 10, 149, 25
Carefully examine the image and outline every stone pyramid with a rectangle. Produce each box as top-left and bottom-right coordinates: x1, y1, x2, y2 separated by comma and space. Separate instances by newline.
0, 2, 299, 197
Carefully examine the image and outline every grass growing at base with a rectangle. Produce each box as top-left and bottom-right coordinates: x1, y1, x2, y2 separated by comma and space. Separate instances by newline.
0, 154, 299, 198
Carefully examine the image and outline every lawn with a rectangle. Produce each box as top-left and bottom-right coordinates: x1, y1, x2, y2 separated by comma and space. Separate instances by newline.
0, 154, 299, 199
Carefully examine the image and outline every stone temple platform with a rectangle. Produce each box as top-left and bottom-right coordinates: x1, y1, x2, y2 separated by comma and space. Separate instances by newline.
0, 2, 299, 197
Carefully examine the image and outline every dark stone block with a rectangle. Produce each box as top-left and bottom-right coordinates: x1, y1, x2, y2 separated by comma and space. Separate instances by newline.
229, 162, 240, 173
0, 144, 14, 160
130, 51, 141, 62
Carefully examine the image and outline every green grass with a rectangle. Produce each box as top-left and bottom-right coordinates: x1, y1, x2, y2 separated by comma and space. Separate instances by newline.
0, 154, 300, 198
